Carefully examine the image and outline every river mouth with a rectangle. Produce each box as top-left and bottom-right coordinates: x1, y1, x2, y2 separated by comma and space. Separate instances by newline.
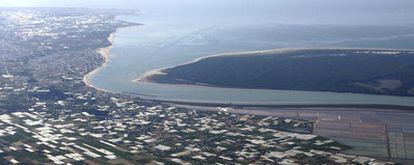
86, 15, 414, 107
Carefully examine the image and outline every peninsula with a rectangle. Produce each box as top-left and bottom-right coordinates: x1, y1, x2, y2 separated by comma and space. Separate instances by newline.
141, 49, 414, 96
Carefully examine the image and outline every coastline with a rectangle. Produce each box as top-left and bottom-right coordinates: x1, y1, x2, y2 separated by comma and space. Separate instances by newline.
135, 47, 414, 85
81, 17, 142, 93
82, 32, 115, 92
82, 27, 414, 107
135, 48, 414, 98
134, 48, 304, 84
135, 48, 302, 83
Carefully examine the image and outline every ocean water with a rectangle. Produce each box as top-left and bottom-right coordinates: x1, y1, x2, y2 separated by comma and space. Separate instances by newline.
88, 1, 414, 106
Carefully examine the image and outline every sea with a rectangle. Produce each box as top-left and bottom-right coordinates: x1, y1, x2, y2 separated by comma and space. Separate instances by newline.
87, 0, 414, 106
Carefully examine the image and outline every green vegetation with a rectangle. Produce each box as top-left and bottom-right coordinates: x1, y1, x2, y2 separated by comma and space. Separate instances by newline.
148, 49, 414, 96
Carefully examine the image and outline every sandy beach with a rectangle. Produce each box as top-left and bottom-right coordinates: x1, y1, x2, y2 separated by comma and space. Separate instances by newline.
82, 33, 115, 92
134, 48, 300, 84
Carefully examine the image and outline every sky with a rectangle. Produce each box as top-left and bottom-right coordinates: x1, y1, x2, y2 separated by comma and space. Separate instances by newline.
1, 0, 413, 10
0, 0, 413, 26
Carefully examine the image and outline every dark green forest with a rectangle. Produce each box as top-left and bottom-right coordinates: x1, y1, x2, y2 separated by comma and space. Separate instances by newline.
147, 49, 414, 96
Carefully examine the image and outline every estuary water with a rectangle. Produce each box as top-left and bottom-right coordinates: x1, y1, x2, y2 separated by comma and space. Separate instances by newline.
88, 2, 414, 106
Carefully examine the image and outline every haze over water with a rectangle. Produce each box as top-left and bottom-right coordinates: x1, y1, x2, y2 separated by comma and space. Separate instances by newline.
26, 0, 414, 106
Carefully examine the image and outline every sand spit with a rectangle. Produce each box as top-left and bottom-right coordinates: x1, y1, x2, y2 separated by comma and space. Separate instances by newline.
136, 47, 414, 84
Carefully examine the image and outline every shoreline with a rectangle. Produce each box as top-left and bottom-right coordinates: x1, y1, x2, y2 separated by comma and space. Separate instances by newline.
135, 48, 311, 83
135, 48, 414, 98
133, 77, 414, 109
82, 19, 142, 93
82, 30, 414, 107
136, 47, 414, 84
82, 32, 115, 92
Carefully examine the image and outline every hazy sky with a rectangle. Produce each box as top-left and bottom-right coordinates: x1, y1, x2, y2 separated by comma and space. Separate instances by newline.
1, 0, 413, 10
4, 0, 285, 9
1, 0, 413, 26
